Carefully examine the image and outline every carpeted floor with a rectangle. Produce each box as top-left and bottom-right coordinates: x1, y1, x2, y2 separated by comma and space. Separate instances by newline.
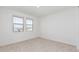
0, 38, 77, 52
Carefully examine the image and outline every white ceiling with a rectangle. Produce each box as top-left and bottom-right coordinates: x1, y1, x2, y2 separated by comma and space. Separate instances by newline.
1, 6, 74, 17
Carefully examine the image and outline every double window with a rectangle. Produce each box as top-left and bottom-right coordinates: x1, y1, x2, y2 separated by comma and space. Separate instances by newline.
13, 16, 33, 32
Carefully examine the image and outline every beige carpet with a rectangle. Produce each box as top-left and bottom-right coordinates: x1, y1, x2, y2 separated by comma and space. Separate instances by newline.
0, 38, 77, 52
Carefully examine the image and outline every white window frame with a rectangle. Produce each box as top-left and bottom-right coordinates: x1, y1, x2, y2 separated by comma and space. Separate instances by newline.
25, 17, 33, 32
12, 16, 24, 32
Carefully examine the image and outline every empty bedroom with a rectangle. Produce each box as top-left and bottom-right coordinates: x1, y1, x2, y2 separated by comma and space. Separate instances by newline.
0, 6, 79, 52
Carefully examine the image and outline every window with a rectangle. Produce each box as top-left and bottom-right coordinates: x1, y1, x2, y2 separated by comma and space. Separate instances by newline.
13, 16, 24, 32
26, 18, 33, 32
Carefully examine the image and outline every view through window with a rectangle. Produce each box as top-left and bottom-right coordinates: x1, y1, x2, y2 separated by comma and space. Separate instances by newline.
13, 16, 24, 32
26, 18, 33, 31
13, 16, 33, 32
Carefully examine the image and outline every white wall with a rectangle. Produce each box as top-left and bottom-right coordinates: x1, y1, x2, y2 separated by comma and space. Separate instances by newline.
0, 8, 39, 46
40, 7, 79, 47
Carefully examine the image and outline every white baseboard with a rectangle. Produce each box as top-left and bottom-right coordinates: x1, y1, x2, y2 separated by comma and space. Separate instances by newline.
40, 36, 76, 47
0, 36, 77, 48
0, 37, 39, 47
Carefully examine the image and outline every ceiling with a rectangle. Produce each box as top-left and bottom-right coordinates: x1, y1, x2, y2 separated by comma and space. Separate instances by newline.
1, 6, 74, 18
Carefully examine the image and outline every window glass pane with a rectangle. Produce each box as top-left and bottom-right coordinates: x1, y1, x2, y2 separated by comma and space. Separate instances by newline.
26, 28, 32, 31
26, 20, 32, 24
26, 18, 33, 32
26, 24, 32, 28
13, 17, 23, 24
14, 24, 23, 32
